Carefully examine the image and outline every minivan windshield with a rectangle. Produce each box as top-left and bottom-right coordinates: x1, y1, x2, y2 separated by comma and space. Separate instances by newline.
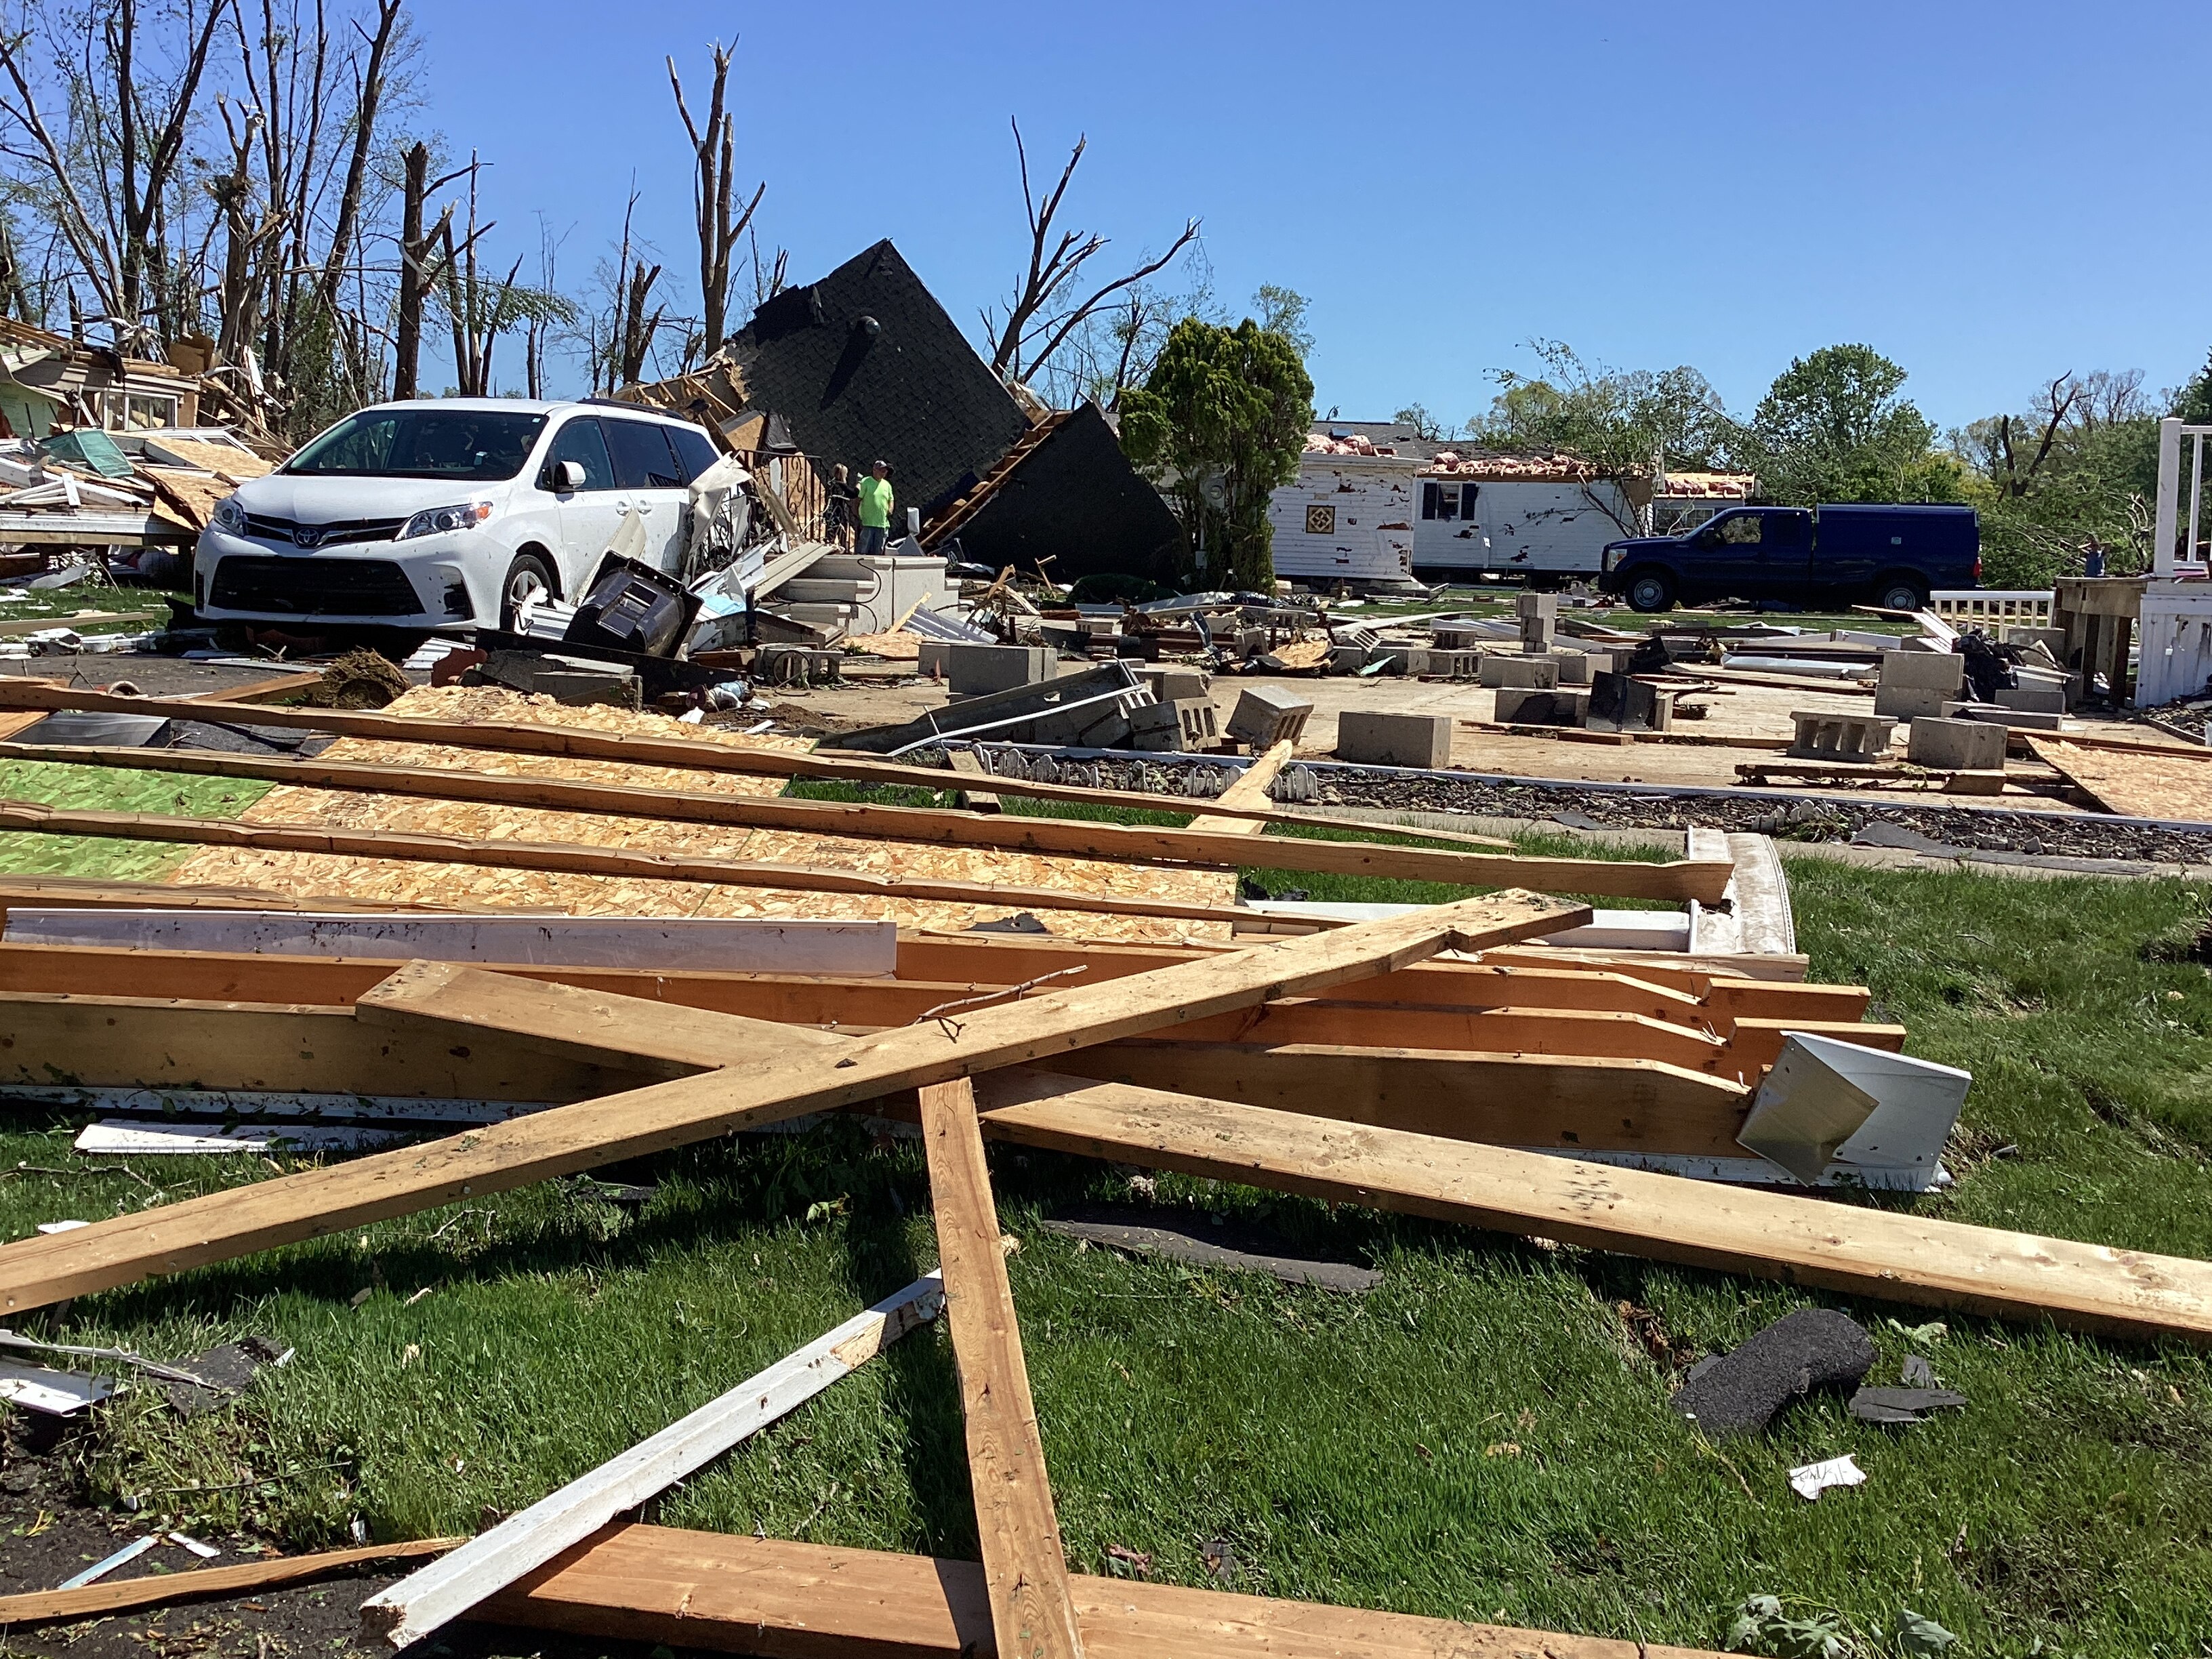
287, 408, 548, 481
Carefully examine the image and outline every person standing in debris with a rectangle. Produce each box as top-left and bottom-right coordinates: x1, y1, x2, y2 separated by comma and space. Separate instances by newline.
825, 464, 857, 550
2081, 535, 2107, 577
856, 459, 895, 557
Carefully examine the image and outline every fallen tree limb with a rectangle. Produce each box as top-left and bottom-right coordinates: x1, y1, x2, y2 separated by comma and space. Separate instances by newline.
0, 740, 1730, 901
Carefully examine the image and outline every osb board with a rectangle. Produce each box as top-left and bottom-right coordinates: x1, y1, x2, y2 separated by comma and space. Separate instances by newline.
169, 685, 1236, 944
148, 437, 276, 480
2028, 737, 2212, 824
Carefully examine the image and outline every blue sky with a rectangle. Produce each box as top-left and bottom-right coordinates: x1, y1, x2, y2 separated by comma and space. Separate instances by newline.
422, 0, 2212, 430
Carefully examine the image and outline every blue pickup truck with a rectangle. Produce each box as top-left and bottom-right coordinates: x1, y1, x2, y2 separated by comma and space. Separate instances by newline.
1597, 504, 1980, 613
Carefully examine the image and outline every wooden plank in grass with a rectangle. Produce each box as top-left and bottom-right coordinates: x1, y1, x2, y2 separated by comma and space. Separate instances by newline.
0, 1538, 461, 1628
250, 970, 2212, 1341
0, 741, 1728, 901
969, 1072, 2212, 1345
480, 1523, 1725, 1658
920, 1078, 1085, 1659
359, 1272, 945, 1650
0, 890, 1581, 1312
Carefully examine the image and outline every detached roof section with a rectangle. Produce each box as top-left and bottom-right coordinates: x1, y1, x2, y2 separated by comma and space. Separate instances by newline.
724, 240, 1029, 521
930, 403, 1185, 585
1307, 420, 1465, 461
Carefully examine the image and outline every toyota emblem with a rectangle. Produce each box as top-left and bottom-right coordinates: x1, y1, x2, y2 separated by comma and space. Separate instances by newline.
293, 527, 323, 549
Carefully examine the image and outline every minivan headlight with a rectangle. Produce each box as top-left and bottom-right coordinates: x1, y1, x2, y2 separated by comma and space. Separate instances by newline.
396, 501, 493, 540
211, 495, 245, 534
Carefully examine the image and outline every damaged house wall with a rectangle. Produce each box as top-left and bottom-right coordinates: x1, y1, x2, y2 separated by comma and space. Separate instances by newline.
0, 319, 203, 441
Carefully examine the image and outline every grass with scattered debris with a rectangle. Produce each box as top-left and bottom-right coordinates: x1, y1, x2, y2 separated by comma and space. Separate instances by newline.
1, 804, 2209, 1651
0, 758, 270, 880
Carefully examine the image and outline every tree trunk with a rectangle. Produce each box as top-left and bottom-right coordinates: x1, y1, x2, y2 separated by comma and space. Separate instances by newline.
394, 143, 428, 401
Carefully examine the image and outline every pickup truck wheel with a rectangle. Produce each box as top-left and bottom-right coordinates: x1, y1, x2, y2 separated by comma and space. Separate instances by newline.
500, 553, 556, 630
1624, 570, 1675, 613
1876, 577, 1928, 613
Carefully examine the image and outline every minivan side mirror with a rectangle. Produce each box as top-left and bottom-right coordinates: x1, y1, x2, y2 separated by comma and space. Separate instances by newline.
548, 459, 587, 493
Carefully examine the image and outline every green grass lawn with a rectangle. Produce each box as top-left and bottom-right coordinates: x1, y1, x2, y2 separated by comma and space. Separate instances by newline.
0, 783, 2208, 1650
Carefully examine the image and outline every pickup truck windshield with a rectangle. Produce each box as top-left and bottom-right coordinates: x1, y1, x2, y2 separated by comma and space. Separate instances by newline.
288, 409, 548, 481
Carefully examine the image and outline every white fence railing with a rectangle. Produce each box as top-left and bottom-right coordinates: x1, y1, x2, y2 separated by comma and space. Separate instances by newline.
1931, 590, 2053, 628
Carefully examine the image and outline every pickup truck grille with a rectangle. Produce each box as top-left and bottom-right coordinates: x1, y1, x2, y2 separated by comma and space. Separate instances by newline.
207, 555, 424, 616
241, 513, 407, 549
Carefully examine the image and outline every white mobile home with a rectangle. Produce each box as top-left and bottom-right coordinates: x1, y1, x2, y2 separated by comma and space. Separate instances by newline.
1266, 446, 1422, 588
1410, 459, 1643, 582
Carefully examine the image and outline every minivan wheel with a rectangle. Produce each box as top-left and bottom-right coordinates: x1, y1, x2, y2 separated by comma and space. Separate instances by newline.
1625, 571, 1675, 613
500, 553, 556, 630
1877, 578, 1927, 613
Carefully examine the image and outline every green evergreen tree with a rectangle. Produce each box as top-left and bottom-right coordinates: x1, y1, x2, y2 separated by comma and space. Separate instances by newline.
1120, 316, 1313, 590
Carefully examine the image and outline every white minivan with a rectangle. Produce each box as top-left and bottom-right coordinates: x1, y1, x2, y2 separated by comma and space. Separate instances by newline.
197, 397, 722, 629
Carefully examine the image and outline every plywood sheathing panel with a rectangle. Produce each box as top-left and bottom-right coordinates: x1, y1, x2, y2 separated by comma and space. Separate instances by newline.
169, 686, 1235, 943
2026, 736, 2212, 823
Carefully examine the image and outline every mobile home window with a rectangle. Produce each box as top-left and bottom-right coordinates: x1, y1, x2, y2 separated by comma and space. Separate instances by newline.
1420, 482, 1461, 521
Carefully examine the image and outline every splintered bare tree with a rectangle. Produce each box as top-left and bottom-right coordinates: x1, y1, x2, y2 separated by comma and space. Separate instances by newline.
0, 0, 231, 351
982, 119, 1200, 392
668, 42, 763, 363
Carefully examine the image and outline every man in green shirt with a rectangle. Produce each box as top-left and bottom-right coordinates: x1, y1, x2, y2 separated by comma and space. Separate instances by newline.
855, 459, 894, 556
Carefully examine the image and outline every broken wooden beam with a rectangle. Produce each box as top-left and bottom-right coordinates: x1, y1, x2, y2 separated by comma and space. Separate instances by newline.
0, 892, 1582, 1311
360, 1273, 945, 1650
920, 1078, 1086, 1658
0, 740, 1732, 901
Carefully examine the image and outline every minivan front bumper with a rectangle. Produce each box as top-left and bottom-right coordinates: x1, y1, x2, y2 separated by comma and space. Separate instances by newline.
195, 527, 495, 626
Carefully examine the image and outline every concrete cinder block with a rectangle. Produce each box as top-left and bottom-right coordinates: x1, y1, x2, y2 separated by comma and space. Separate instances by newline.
1908, 716, 2006, 771
1336, 710, 1454, 769
1589, 670, 1673, 733
1125, 701, 1184, 751
1994, 682, 2066, 714
1550, 649, 1590, 685
1492, 687, 1591, 727
1879, 650, 1967, 691
946, 643, 1058, 697
1515, 591, 1559, 621
1786, 709, 1892, 761
1140, 668, 1212, 703
1227, 683, 1315, 747
1328, 644, 1369, 674
918, 640, 951, 677
1421, 649, 1482, 677
1873, 684, 1954, 720
1479, 654, 1559, 689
